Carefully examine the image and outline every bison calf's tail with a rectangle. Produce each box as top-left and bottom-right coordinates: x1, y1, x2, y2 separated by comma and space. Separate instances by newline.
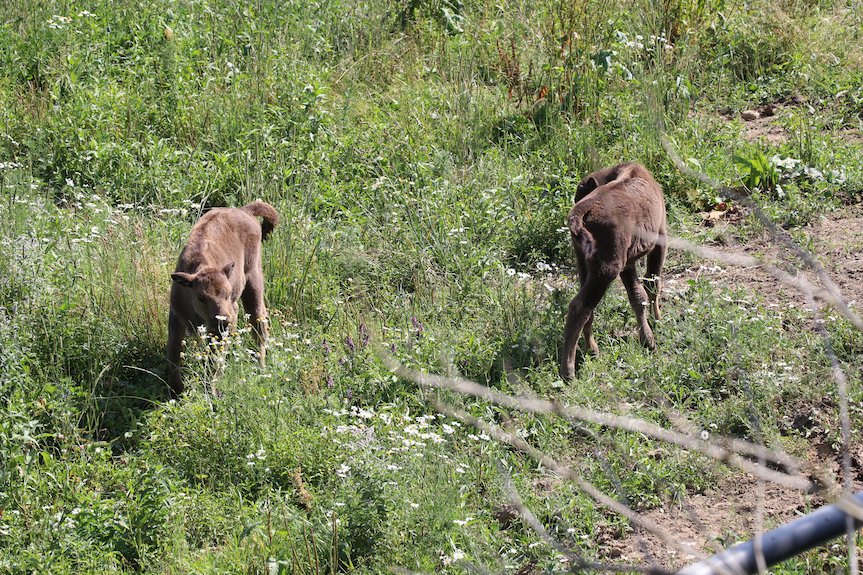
568, 215, 596, 261
242, 201, 279, 241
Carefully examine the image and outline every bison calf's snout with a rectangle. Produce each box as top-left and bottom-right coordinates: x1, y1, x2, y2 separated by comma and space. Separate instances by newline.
560, 162, 666, 381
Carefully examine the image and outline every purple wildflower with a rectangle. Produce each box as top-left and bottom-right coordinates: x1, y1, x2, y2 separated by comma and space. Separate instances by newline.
327, 374, 334, 389
322, 338, 332, 355
359, 322, 370, 347
345, 335, 355, 354
411, 316, 424, 336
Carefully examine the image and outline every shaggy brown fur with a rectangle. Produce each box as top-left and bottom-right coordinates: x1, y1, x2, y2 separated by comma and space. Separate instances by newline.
560, 163, 667, 380
167, 201, 279, 397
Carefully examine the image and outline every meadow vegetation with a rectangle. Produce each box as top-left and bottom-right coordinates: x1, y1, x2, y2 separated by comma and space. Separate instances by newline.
1, 0, 862, 572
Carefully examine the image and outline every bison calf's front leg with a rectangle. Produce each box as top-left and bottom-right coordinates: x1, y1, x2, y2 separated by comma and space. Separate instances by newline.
241, 285, 268, 367
166, 312, 186, 398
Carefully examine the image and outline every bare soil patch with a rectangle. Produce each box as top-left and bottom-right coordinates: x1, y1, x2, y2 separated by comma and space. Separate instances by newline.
839, 129, 863, 146
601, 474, 809, 570
737, 103, 789, 146
741, 114, 788, 146
665, 213, 863, 311
603, 456, 863, 571
606, 212, 863, 571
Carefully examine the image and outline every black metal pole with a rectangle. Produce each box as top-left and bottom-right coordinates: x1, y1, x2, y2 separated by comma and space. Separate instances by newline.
677, 492, 863, 575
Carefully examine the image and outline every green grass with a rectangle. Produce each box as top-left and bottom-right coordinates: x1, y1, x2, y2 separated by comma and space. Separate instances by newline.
1, 0, 862, 573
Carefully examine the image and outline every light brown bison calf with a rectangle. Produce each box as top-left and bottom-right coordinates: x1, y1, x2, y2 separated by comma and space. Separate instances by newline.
167, 201, 279, 397
560, 163, 666, 381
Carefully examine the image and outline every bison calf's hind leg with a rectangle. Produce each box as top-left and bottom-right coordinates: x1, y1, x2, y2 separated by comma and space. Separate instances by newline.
560, 272, 616, 381
620, 266, 656, 350
644, 243, 665, 320
575, 257, 600, 356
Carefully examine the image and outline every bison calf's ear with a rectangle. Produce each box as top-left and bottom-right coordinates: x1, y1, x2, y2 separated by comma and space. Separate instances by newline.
171, 272, 197, 287
575, 176, 600, 203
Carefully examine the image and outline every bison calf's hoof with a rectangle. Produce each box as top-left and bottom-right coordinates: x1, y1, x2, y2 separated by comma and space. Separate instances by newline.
640, 333, 656, 350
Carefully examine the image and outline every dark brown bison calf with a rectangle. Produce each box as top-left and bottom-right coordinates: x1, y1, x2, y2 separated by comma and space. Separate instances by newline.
560, 163, 666, 381
167, 201, 279, 397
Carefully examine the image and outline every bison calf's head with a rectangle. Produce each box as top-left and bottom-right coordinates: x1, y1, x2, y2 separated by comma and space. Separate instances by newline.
171, 262, 238, 337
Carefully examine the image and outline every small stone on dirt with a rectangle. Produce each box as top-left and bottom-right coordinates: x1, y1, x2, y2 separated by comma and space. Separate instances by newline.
492, 503, 518, 529
741, 110, 760, 121
760, 103, 777, 117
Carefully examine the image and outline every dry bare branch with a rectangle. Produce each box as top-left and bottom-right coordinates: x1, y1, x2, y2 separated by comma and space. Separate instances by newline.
429, 398, 701, 571
383, 355, 814, 492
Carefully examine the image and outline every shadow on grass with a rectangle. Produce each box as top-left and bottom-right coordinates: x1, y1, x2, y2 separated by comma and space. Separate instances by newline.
83, 340, 174, 453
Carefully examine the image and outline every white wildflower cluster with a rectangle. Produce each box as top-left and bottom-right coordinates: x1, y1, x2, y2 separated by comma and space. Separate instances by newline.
322, 406, 493, 488
403, 418, 447, 445
615, 31, 673, 53
51, 507, 79, 530
505, 267, 531, 281
503, 261, 561, 290
752, 361, 799, 386
245, 447, 269, 473
770, 155, 846, 185
151, 197, 199, 219
440, 548, 466, 565
193, 322, 260, 366
46, 14, 72, 29
447, 227, 468, 245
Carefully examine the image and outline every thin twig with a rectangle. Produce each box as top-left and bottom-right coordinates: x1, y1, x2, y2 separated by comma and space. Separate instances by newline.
383, 354, 814, 492
430, 398, 699, 572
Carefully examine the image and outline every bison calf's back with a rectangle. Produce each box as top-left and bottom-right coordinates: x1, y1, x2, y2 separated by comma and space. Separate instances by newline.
166, 201, 279, 397
560, 163, 666, 381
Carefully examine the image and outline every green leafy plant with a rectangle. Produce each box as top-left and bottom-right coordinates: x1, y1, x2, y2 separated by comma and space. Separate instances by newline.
734, 149, 779, 193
